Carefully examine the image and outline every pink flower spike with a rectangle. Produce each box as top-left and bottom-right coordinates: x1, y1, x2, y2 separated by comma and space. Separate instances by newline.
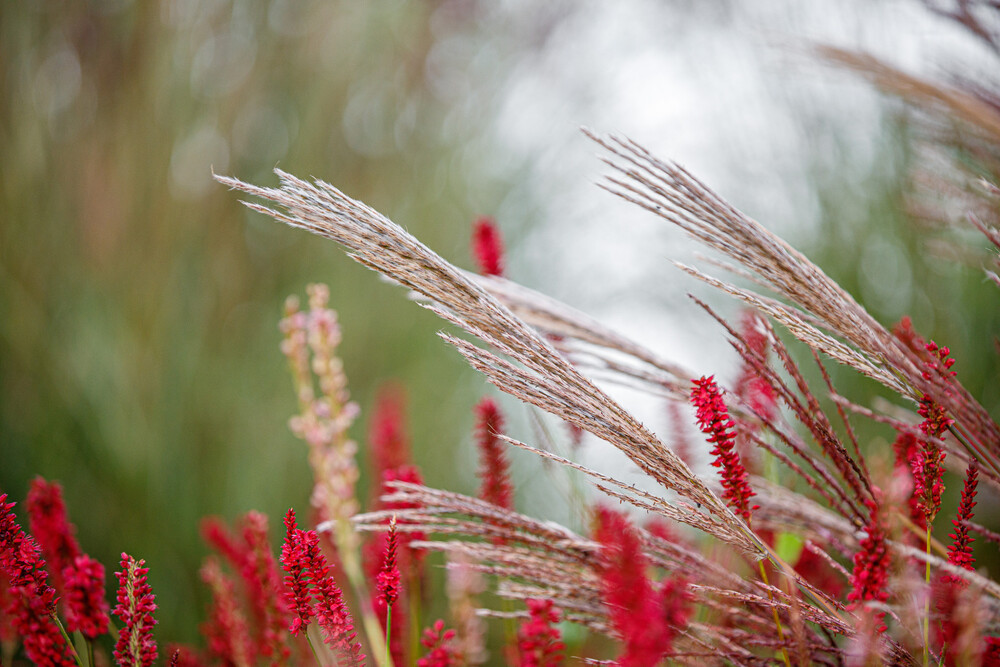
377, 517, 401, 609
298, 529, 364, 665
26, 478, 82, 597
472, 216, 505, 277
474, 397, 513, 512
370, 383, 412, 484
63, 554, 110, 639
690, 376, 757, 522
113, 552, 158, 667
279, 509, 314, 636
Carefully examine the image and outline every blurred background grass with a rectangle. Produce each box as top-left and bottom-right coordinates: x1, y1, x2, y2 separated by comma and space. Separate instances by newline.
2, 0, 998, 649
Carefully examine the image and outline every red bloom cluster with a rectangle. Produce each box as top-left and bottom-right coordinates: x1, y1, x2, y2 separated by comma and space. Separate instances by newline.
471, 216, 505, 277
892, 431, 926, 531
200, 557, 253, 667
201, 512, 291, 662
690, 376, 757, 522
735, 311, 777, 423
847, 499, 890, 633
114, 552, 159, 667
280, 509, 363, 665
593, 506, 692, 666
0, 493, 75, 665
418, 619, 460, 667
475, 397, 514, 512
945, 461, 979, 583
26, 478, 81, 596
921, 341, 957, 383
518, 599, 565, 667
63, 554, 110, 639
370, 383, 413, 484
377, 518, 401, 608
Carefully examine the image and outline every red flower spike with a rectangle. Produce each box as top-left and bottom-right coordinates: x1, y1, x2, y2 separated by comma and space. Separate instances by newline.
63, 554, 110, 639
0, 494, 54, 600
475, 397, 513, 512
370, 384, 412, 486
0, 493, 73, 664
472, 216, 505, 277
113, 552, 158, 667
418, 619, 460, 667
200, 557, 254, 667
690, 376, 757, 522
593, 506, 690, 666
279, 510, 314, 636
734, 311, 777, 423
377, 518, 401, 609
239, 512, 291, 662
847, 499, 890, 633
518, 599, 565, 667
945, 461, 979, 583
26, 478, 81, 597
10, 588, 76, 666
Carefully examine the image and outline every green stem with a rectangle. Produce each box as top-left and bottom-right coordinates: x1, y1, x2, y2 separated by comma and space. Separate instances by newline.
923, 525, 931, 667
50, 614, 84, 667
758, 561, 792, 667
385, 605, 392, 667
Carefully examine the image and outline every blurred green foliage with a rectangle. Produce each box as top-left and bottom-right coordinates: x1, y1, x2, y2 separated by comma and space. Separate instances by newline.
0, 0, 552, 643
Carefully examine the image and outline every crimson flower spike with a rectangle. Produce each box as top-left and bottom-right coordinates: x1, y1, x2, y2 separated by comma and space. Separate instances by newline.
113, 552, 158, 667
64, 554, 110, 639
471, 216, 505, 277
0, 493, 75, 666
26, 478, 82, 597
945, 460, 979, 584
474, 397, 514, 511
847, 498, 890, 634
279, 509, 314, 636
593, 506, 691, 666
517, 599, 565, 667
690, 376, 758, 522
377, 517, 401, 609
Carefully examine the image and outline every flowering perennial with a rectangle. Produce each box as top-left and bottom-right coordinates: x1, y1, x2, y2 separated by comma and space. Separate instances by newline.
690, 376, 757, 522
945, 460, 979, 583
113, 553, 158, 667
517, 599, 565, 667
471, 216, 505, 277
474, 397, 513, 512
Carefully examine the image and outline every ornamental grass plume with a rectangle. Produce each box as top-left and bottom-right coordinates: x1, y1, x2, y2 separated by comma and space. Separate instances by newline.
113, 553, 158, 667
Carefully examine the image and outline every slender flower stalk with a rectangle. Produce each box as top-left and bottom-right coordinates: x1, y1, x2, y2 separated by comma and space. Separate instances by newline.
113, 553, 158, 667
471, 216, 505, 277
690, 376, 757, 522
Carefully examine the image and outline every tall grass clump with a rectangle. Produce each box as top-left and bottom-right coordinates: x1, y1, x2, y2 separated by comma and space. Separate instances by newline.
3, 6, 1000, 666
